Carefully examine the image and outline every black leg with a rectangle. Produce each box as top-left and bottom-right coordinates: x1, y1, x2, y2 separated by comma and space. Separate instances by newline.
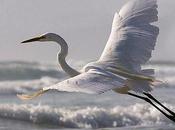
128, 92, 175, 122
143, 92, 175, 117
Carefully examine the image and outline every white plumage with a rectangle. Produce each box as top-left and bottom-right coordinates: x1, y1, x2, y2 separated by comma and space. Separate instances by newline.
18, 0, 175, 122
99, 0, 159, 72
45, 69, 125, 94
18, 0, 159, 99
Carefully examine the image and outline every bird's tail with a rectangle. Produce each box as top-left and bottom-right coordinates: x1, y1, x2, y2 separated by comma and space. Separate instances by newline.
17, 89, 49, 100
151, 79, 168, 87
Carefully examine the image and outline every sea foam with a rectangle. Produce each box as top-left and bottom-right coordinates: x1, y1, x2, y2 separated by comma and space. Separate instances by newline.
0, 103, 173, 128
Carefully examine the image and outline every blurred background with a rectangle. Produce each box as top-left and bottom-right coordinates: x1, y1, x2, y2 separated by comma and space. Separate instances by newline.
0, 0, 175, 130
0, 0, 175, 63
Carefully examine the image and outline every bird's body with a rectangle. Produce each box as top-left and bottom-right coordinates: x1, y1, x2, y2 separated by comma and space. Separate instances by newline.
19, 0, 175, 122
40, 0, 158, 95
19, 0, 159, 98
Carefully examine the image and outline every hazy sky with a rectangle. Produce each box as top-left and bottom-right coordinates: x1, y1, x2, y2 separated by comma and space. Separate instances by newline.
0, 0, 175, 63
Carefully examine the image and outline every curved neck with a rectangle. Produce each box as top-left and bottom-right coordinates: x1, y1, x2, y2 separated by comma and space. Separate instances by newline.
54, 35, 80, 77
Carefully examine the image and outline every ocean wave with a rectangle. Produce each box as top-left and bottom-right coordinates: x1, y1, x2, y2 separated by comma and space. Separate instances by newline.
1, 61, 175, 92
0, 103, 173, 128
0, 77, 60, 94
145, 64, 175, 87
0, 61, 65, 81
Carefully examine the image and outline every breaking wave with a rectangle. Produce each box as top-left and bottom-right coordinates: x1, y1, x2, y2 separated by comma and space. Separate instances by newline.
0, 61, 81, 94
0, 103, 173, 128
0, 61, 175, 128
145, 63, 175, 87
0, 77, 60, 94
0, 61, 65, 81
0, 61, 175, 94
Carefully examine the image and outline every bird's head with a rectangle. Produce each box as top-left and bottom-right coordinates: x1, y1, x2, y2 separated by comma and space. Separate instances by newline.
21, 33, 59, 43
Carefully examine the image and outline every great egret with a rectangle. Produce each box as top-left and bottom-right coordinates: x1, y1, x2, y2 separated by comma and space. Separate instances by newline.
18, 0, 175, 122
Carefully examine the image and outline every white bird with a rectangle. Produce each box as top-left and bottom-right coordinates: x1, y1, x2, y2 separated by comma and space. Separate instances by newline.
18, 0, 175, 122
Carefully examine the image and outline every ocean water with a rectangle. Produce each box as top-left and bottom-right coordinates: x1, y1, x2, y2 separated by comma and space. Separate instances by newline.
0, 61, 175, 130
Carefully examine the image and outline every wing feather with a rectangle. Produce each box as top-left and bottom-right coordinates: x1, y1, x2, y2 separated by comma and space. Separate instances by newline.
99, 0, 159, 72
17, 69, 125, 100
47, 69, 125, 94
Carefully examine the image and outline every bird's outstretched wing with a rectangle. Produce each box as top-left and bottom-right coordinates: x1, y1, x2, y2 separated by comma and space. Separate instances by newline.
99, 0, 159, 72
17, 69, 125, 100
